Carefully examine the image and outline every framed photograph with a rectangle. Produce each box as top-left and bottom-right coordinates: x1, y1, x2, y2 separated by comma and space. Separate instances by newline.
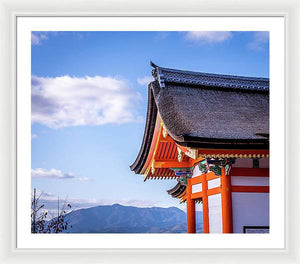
1, 0, 299, 263
17, 13, 284, 248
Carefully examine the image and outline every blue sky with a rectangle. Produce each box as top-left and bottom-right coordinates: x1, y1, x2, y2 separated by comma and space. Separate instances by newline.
31, 31, 269, 213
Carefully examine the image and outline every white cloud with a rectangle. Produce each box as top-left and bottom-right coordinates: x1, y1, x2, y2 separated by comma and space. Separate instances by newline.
31, 168, 75, 179
32, 189, 163, 213
77, 177, 90, 182
31, 168, 92, 182
31, 32, 48, 45
137, 76, 153, 86
155, 32, 169, 40
32, 189, 56, 200
247, 31, 269, 51
184, 31, 232, 44
31, 133, 37, 139
31, 75, 142, 128
31, 189, 186, 218
31, 32, 85, 46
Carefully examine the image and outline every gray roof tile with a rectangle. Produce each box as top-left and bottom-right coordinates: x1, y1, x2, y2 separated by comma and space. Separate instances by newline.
152, 66, 269, 92
130, 64, 269, 174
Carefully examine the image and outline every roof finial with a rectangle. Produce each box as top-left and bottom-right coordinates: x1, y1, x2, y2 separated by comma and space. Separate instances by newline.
150, 61, 158, 68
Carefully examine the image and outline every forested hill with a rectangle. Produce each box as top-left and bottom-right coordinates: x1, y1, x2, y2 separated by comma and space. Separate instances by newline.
62, 204, 203, 233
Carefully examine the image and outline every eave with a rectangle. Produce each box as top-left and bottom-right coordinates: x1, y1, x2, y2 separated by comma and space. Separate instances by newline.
130, 66, 270, 178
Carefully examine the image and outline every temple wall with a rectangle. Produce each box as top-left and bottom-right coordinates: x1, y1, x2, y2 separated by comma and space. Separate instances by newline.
190, 158, 269, 233
208, 178, 220, 189
232, 192, 269, 233
231, 176, 269, 186
208, 193, 222, 233
233, 158, 269, 168
259, 158, 269, 168
231, 171, 269, 233
192, 183, 202, 193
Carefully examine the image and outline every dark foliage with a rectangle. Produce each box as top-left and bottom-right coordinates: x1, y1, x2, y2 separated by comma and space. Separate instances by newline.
31, 188, 72, 233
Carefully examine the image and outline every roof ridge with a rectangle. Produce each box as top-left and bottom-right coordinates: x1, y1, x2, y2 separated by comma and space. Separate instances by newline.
159, 66, 269, 82
151, 63, 269, 92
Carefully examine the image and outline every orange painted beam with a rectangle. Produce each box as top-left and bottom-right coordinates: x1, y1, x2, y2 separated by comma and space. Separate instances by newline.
191, 192, 203, 199
191, 176, 202, 185
154, 161, 191, 168
230, 168, 269, 177
202, 173, 209, 233
159, 135, 174, 143
207, 187, 221, 196
186, 178, 196, 233
221, 167, 233, 233
177, 144, 189, 154
191, 157, 205, 165
191, 172, 219, 183
141, 119, 162, 174
231, 186, 269, 193
206, 172, 220, 181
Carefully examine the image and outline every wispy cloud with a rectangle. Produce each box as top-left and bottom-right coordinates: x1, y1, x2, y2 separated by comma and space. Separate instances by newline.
137, 76, 153, 86
31, 75, 142, 129
31, 168, 75, 179
155, 32, 170, 40
31, 31, 85, 46
32, 189, 163, 214
78, 177, 90, 182
184, 31, 232, 44
31, 133, 37, 140
247, 31, 269, 51
31, 168, 92, 182
32, 189, 55, 199
31, 32, 48, 45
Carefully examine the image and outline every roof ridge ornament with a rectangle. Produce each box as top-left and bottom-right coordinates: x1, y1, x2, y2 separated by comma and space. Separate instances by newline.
150, 61, 165, 88
150, 61, 158, 68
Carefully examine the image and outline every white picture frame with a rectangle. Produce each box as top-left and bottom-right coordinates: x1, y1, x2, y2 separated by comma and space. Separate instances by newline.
0, 0, 299, 263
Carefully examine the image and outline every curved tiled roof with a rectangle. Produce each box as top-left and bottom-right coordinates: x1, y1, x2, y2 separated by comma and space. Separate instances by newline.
151, 62, 269, 92
130, 63, 269, 174
130, 84, 158, 173
154, 84, 269, 145
167, 182, 186, 198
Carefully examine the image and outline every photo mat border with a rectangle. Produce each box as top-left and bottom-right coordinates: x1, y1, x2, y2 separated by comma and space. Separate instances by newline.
16, 16, 284, 250
0, 0, 298, 262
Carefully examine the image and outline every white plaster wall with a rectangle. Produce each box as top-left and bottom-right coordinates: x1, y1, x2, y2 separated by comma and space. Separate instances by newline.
192, 183, 202, 193
207, 178, 220, 189
192, 165, 201, 177
232, 192, 269, 233
208, 194, 222, 233
231, 176, 269, 186
195, 203, 203, 233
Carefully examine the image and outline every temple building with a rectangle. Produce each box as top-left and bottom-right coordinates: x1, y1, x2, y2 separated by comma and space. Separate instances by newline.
130, 62, 269, 234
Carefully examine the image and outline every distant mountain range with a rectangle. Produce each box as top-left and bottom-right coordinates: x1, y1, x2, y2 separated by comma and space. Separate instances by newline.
61, 204, 203, 233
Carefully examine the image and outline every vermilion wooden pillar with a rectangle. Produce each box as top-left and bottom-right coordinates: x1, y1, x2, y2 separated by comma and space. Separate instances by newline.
202, 173, 209, 233
221, 167, 233, 233
186, 178, 196, 233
